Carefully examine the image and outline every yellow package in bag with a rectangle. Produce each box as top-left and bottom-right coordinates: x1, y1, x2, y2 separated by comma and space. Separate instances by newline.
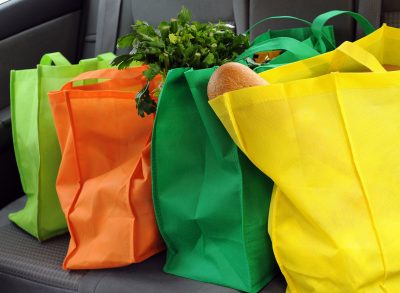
210, 25, 400, 292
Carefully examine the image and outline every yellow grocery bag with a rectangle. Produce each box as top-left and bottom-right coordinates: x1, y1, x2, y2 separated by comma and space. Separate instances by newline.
210, 25, 400, 292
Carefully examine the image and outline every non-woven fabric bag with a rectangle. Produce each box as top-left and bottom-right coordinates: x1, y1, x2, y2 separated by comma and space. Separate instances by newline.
210, 25, 400, 292
152, 67, 276, 292
48, 67, 164, 269
10, 52, 115, 241
239, 10, 374, 73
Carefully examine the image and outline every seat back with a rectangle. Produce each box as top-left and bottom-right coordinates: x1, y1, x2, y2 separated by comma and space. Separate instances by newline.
82, 0, 245, 57
356, 0, 400, 38
248, 0, 356, 45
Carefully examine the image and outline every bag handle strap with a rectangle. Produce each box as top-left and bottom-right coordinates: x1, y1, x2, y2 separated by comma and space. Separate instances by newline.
97, 52, 116, 62
78, 52, 117, 65
62, 67, 146, 90
245, 16, 311, 35
40, 52, 71, 66
235, 37, 320, 62
335, 41, 386, 72
311, 10, 376, 52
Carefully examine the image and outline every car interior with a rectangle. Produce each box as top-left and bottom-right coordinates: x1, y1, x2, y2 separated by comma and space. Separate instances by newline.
0, 0, 398, 292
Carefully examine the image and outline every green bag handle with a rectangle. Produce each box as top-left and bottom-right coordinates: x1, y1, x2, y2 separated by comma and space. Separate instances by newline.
39, 52, 71, 66
245, 15, 312, 35
235, 37, 320, 62
311, 10, 376, 52
96, 52, 116, 62
79, 52, 116, 65
253, 63, 283, 73
245, 16, 313, 46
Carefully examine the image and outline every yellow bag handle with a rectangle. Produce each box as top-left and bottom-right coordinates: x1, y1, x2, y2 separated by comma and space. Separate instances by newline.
335, 41, 386, 72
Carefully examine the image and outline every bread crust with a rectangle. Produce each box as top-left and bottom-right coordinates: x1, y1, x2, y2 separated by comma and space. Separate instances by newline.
207, 62, 268, 100
383, 64, 400, 71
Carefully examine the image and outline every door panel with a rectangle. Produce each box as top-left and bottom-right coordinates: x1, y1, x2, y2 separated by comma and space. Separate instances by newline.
0, 0, 83, 208
0, 0, 82, 40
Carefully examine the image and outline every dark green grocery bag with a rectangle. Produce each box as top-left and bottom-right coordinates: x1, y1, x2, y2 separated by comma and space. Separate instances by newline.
9, 52, 115, 241
152, 67, 276, 292
239, 10, 375, 72
152, 39, 313, 292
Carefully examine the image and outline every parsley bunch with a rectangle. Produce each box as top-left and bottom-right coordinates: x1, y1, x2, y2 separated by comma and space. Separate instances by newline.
112, 7, 249, 117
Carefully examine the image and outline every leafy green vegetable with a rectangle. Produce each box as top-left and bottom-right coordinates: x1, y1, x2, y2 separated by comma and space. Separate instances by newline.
112, 6, 250, 117
135, 81, 157, 117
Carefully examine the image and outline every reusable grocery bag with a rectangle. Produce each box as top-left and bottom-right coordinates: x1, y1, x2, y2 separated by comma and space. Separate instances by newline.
150, 14, 363, 290
152, 66, 276, 292
210, 25, 400, 292
10, 52, 115, 241
48, 67, 164, 269
239, 10, 374, 73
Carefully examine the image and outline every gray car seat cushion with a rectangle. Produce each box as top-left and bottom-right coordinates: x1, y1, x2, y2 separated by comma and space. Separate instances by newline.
0, 197, 286, 292
0, 272, 77, 293
0, 196, 86, 292
79, 253, 286, 293
0, 196, 26, 227
0, 224, 85, 291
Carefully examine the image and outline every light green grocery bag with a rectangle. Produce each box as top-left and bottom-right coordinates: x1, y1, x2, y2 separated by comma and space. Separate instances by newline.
9, 52, 115, 241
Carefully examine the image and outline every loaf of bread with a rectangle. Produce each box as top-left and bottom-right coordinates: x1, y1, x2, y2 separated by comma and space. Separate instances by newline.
207, 62, 268, 100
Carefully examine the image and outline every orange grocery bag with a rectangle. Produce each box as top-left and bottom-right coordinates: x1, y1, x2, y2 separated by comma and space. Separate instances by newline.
48, 67, 164, 269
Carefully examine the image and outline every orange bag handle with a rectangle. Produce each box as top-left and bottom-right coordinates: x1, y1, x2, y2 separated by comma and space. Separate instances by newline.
62, 67, 148, 90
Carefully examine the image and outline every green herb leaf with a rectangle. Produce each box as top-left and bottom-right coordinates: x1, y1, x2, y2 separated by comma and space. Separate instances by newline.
117, 34, 134, 49
168, 33, 178, 44
143, 63, 161, 81
135, 81, 157, 117
202, 52, 215, 66
177, 6, 192, 24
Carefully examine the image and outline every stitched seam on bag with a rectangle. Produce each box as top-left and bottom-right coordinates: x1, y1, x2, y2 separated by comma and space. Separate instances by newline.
10, 71, 27, 203
125, 109, 137, 262
9, 71, 40, 238
224, 95, 274, 291
333, 73, 388, 287
36, 67, 43, 240
269, 187, 297, 293
224, 95, 247, 152
151, 87, 175, 258
62, 93, 84, 268
127, 132, 154, 262
272, 83, 307, 293
221, 94, 260, 289
234, 147, 253, 291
